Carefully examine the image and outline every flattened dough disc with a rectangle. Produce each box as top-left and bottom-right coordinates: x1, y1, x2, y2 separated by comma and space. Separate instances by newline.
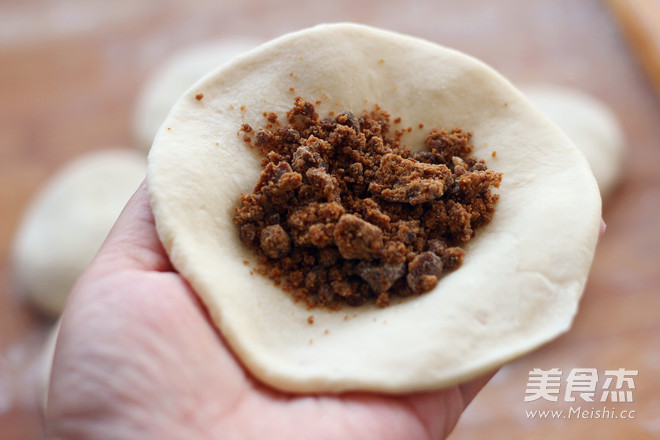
148, 23, 601, 393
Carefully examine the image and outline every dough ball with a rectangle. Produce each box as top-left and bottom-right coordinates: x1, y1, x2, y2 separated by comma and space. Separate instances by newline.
12, 149, 146, 317
133, 39, 259, 152
521, 84, 625, 200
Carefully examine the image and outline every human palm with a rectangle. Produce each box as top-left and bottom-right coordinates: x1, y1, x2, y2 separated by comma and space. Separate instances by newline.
45, 183, 494, 440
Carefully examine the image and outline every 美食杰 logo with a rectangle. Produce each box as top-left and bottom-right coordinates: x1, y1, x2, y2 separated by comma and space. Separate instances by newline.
523, 368, 638, 420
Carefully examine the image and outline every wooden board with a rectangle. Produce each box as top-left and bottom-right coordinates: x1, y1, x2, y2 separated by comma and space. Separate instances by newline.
1, 0, 658, 438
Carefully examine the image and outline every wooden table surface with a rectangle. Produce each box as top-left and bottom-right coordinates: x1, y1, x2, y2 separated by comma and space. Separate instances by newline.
1, 0, 658, 439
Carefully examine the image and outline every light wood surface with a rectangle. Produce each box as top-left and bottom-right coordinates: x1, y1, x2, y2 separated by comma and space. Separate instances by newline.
1, 1, 659, 439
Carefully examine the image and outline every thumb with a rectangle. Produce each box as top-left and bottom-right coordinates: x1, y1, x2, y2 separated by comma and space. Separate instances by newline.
89, 179, 173, 277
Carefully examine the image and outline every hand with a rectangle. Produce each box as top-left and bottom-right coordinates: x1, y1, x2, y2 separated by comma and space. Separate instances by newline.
45, 181, 497, 439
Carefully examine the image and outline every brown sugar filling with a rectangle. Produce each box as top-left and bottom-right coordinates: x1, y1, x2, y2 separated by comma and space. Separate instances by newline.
233, 97, 502, 308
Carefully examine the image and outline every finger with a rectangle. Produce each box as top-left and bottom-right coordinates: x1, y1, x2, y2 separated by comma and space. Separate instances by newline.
91, 179, 172, 276
458, 369, 498, 409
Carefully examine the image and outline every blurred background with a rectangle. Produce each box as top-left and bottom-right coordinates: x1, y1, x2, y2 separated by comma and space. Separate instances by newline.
1, 0, 659, 438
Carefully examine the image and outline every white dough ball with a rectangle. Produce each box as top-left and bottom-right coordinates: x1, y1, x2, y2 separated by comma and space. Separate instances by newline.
521, 84, 625, 199
133, 39, 259, 151
12, 149, 146, 317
